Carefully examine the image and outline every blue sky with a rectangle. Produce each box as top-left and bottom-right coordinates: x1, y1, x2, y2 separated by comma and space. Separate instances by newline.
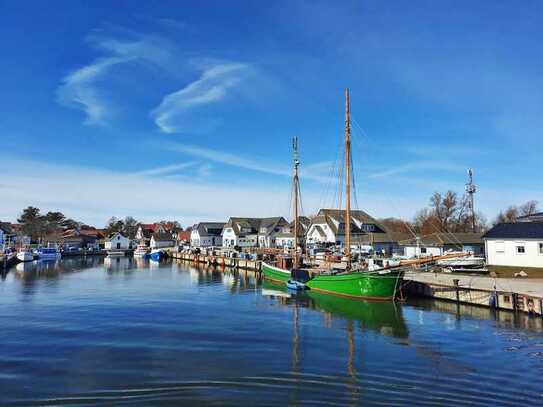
1, 0, 542, 227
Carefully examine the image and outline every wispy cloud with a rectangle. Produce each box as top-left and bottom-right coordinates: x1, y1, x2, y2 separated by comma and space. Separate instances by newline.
151, 63, 249, 134
132, 162, 197, 177
367, 160, 464, 179
57, 56, 128, 125
57, 31, 178, 125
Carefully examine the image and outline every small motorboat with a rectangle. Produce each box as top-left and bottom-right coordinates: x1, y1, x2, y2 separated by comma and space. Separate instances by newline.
150, 249, 164, 262
16, 249, 34, 262
37, 247, 61, 260
437, 255, 485, 269
286, 279, 307, 291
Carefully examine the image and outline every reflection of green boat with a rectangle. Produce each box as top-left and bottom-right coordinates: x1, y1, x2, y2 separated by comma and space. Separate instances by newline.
308, 290, 408, 338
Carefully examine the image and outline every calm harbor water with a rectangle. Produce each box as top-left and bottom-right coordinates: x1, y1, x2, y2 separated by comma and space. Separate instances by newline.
1, 258, 542, 406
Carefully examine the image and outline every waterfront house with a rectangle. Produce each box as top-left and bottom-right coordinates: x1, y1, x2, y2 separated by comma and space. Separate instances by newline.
222, 217, 289, 248
150, 233, 176, 249
191, 222, 224, 247
135, 223, 167, 243
305, 209, 389, 246
483, 222, 543, 269
105, 233, 130, 250
0, 222, 13, 248
62, 228, 104, 250
275, 217, 311, 248
399, 233, 484, 257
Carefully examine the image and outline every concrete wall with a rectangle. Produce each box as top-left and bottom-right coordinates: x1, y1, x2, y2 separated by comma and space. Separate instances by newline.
486, 238, 543, 268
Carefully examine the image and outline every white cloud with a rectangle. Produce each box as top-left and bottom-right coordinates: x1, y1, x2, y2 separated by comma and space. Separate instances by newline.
151, 63, 249, 133
57, 32, 178, 125
57, 57, 128, 125
132, 162, 197, 177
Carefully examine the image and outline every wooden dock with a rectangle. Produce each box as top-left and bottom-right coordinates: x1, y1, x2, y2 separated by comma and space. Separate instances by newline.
167, 250, 262, 272
404, 271, 543, 316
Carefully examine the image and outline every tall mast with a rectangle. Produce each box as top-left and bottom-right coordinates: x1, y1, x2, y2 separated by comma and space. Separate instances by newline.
344, 88, 351, 266
293, 136, 300, 268
465, 169, 477, 232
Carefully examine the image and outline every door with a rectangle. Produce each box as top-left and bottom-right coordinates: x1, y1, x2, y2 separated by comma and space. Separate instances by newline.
116, 243, 121, 249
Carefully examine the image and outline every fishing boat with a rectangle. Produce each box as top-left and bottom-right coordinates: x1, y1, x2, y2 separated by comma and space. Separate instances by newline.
37, 246, 61, 260
16, 249, 34, 262
263, 89, 404, 300
262, 136, 303, 283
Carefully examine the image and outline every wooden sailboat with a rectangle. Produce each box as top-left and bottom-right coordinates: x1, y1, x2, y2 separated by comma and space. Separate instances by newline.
261, 137, 302, 283
263, 89, 404, 300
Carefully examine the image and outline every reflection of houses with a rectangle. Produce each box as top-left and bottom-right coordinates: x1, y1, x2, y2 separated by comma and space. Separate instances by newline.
222, 217, 289, 248
483, 222, 543, 269
150, 233, 176, 249
275, 217, 311, 248
306, 209, 388, 246
399, 233, 484, 257
191, 222, 224, 247
105, 233, 130, 250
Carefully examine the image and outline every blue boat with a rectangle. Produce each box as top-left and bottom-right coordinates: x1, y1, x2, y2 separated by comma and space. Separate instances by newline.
150, 249, 164, 262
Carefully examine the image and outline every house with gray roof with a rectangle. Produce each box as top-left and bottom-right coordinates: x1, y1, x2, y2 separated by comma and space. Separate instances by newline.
305, 209, 388, 246
275, 216, 311, 248
191, 222, 225, 247
483, 222, 543, 269
222, 217, 290, 248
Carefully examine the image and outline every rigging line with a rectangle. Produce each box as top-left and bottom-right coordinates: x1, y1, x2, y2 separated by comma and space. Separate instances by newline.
319, 131, 343, 211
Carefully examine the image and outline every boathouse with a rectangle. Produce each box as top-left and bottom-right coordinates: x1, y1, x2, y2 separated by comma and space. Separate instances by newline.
105, 233, 130, 250
483, 222, 543, 269
399, 233, 484, 257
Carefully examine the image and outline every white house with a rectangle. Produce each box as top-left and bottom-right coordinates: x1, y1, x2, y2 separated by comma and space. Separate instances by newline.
105, 233, 130, 250
191, 222, 224, 247
306, 209, 388, 246
483, 223, 543, 269
222, 217, 289, 249
150, 233, 176, 249
275, 217, 311, 248
399, 233, 484, 258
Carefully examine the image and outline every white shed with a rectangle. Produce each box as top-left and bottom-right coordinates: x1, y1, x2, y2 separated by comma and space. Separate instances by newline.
105, 233, 130, 250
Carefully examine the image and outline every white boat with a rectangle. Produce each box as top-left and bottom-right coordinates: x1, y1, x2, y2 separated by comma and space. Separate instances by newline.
16, 250, 34, 262
133, 245, 149, 257
436, 255, 485, 269
37, 247, 61, 260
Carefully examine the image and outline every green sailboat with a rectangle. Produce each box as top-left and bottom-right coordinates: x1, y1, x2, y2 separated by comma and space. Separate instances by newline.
263, 89, 404, 300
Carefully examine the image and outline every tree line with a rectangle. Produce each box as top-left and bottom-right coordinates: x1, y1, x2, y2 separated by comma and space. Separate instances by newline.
380, 191, 539, 235
14, 207, 183, 242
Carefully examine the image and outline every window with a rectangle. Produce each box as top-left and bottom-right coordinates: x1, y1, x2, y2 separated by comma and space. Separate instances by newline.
516, 245, 525, 254
421, 247, 427, 254
503, 295, 511, 304
539, 243, 543, 255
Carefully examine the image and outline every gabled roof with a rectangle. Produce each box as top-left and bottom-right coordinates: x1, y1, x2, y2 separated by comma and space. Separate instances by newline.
0, 222, 13, 234
312, 209, 387, 235
152, 232, 175, 241
107, 232, 128, 240
483, 223, 543, 239
224, 217, 288, 236
400, 232, 484, 246
176, 230, 191, 242
194, 222, 225, 236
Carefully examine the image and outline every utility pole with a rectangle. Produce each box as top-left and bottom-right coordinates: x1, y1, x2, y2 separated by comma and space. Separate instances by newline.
465, 169, 477, 232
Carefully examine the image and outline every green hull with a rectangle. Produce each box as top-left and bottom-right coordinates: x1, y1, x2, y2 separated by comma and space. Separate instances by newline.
262, 262, 291, 283
306, 270, 403, 300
